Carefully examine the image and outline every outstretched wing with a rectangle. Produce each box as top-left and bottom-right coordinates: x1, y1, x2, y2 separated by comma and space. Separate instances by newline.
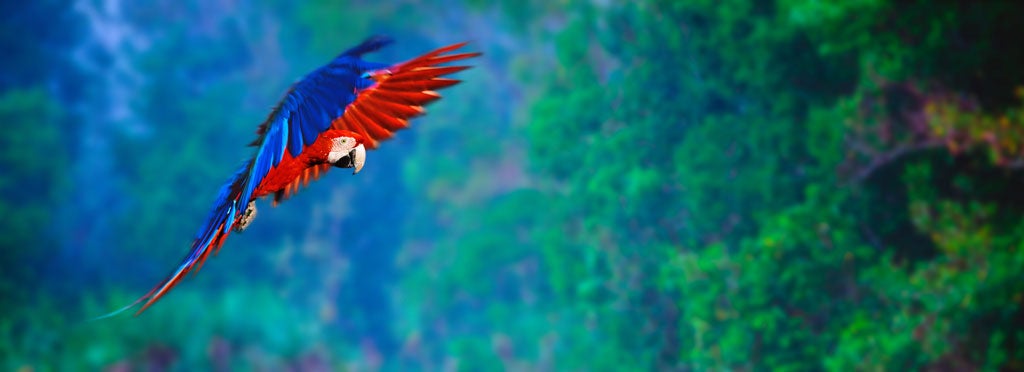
235, 36, 395, 212
120, 37, 391, 315
330, 41, 481, 149
273, 42, 481, 201
109, 38, 479, 316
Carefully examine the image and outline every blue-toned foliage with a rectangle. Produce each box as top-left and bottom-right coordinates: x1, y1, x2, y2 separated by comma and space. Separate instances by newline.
3, 0, 1024, 370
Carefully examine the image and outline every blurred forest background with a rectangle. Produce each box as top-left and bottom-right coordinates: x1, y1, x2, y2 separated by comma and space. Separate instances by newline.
3, 0, 1024, 370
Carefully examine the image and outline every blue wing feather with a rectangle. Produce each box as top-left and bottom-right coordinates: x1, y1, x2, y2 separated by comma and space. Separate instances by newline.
100, 36, 400, 317
180, 36, 466, 266
340, 35, 392, 57
93, 163, 249, 317
299, 103, 320, 147
189, 162, 248, 260
233, 36, 386, 220
99, 37, 482, 318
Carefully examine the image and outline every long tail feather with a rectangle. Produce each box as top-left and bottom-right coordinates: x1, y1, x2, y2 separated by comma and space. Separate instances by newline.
93, 165, 248, 318
91, 40, 480, 320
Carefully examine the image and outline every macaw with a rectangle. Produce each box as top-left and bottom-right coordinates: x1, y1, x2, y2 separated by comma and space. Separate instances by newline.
110, 36, 479, 316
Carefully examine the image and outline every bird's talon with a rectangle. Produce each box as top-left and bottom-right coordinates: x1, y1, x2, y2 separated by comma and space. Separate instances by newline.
234, 201, 257, 233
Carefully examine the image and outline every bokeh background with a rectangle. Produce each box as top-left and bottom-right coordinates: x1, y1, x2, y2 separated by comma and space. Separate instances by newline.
3, 0, 1024, 370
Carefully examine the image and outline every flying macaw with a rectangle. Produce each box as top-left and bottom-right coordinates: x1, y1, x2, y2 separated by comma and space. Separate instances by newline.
109, 36, 479, 316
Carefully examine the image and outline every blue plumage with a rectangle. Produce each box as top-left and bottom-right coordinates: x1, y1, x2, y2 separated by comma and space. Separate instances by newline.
97, 36, 480, 317
191, 35, 401, 267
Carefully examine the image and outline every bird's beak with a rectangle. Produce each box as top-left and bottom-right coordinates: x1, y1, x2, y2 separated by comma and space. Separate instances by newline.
350, 144, 366, 175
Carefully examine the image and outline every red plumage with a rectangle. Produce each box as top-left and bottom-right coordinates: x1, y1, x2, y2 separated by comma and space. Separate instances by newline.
97, 39, 480, 317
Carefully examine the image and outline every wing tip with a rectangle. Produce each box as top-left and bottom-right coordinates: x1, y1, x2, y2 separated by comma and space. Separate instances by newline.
343, 35, 394, 57
402, 42, 481, 69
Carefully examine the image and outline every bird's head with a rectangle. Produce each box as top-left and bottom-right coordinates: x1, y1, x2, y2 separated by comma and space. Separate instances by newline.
326, 130, 367, 174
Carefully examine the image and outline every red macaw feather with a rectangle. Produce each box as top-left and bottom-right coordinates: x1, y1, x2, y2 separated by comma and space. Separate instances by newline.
332, 42, 481, 150
95, 37, 479, 318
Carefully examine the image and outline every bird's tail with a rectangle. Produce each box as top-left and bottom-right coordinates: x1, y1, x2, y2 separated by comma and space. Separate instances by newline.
91, 165, 249, 319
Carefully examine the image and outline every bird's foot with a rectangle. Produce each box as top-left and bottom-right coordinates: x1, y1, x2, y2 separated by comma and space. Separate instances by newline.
234, 201, 257, 233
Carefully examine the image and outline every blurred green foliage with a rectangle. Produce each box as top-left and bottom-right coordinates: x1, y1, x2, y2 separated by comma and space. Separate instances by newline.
0, 88, 66, 282
2, 0, 1024, 370
0, 89, 69, 371
394, 0, 1024, 370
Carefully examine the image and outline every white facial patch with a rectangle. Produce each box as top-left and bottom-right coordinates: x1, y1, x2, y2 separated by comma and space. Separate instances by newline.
328, 137, 357, 164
